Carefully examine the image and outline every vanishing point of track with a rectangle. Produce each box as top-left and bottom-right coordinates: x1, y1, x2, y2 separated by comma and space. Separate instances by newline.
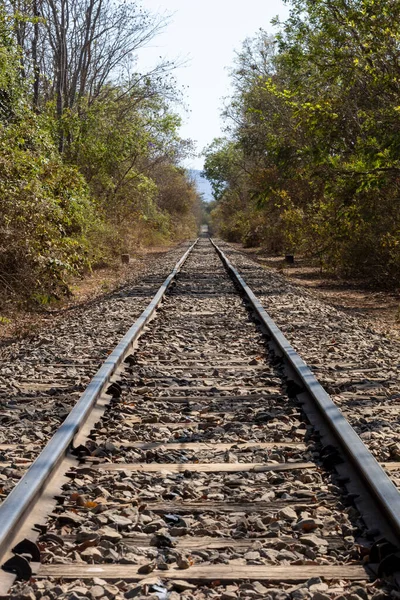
1, 235, 400, 598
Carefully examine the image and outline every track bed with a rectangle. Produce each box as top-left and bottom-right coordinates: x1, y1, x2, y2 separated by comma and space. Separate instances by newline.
4, 239, 399, 599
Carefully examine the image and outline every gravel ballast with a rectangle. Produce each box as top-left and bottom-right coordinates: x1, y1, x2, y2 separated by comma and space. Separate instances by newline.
0, 242, 192, 501
218, 241, 400, 471
3, 237, 400, 600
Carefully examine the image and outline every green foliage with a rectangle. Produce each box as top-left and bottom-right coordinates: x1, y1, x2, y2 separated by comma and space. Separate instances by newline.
204, 3, 400, 286
65, 88, 199, 248
0, 109, 106, 301
0, 6, 98, 300
0, 3, 200, 305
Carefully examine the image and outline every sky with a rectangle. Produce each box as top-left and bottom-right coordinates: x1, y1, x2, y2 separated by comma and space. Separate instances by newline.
136, 0, 290, 170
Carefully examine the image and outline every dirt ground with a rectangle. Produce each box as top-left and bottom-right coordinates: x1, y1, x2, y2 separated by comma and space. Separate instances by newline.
0, 244, 177, 344
232, 244, 400, 343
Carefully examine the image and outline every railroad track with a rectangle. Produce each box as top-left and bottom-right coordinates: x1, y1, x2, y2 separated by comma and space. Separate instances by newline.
1, 236, 400, 599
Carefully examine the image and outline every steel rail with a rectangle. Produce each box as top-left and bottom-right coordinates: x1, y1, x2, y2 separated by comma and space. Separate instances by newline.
0, 238, 198, 562
211, 238, 400, 545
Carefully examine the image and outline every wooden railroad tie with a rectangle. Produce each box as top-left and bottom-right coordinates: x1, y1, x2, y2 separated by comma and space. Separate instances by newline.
36, 564, 370, 582
90, 461, 317, 474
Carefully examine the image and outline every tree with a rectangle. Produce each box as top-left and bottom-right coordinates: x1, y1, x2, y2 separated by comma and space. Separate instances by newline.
6, 0, 174, 151
203, 2, 400, 284
0, 0, 200, 305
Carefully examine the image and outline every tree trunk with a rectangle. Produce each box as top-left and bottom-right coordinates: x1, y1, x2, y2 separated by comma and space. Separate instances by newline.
32, 0, 40, 109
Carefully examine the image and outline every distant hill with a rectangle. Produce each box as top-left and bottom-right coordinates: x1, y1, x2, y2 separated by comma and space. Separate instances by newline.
189, 169, 214, 202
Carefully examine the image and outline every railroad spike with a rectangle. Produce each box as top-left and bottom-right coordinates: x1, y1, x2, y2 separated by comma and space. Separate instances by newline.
370, 538, 399, 564
106, 382, 122, 397
70, 444, 91, 457
286, 380, 305, 397
124, 354, 137, 366
33, 523, 48, 534
12, 539, 41, 562
320, 444, 345, 468
378, 551, 400, 577
2, 555, 32, 581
